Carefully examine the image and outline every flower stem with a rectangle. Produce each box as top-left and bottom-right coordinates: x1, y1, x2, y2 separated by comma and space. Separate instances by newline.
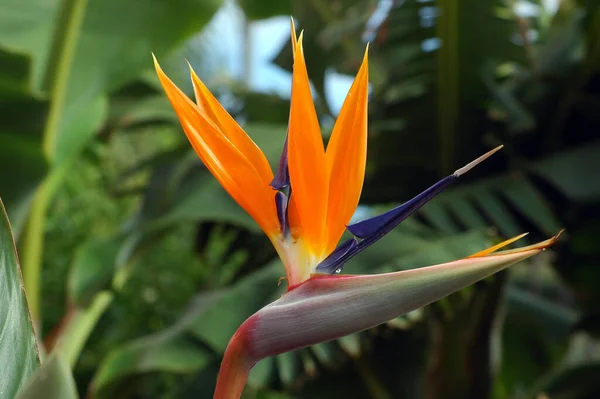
21, 0, 88, 327
213, 329, 255, 399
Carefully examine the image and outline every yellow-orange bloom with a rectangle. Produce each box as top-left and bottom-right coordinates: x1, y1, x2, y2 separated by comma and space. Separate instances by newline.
153, 23, 369, 286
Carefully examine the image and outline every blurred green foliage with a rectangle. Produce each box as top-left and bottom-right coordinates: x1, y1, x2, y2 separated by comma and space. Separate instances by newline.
1, 0, 600, 398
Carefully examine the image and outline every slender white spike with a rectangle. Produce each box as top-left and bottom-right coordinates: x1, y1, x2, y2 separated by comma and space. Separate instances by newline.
454, 145, 504, 177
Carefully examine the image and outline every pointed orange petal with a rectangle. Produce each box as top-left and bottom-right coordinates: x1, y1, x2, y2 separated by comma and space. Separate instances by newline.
467, 233, 529, 258
487, 229, 564, 256
284, 18, 299, 237
290, 17, 298, 57
188, 64, 273, 186
287, 34, 328, 255
324, 47, 369, 253
153, 56, 279, 235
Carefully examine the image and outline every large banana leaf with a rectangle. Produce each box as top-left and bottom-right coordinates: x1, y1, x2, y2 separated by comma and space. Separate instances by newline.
0, 48, 48, 237
0, 198, 41, 397
16, 353, 77, 399
1, 0, 226, 323
0, 0, 224, 166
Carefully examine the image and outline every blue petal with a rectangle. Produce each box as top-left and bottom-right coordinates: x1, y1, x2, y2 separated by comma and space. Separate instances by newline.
347, 175, 456, 238
316, 146, 504, 274
275, 191, 289, 236
316, 174, 456, 274
316, 238, 358, 274
270, 132, 290, 190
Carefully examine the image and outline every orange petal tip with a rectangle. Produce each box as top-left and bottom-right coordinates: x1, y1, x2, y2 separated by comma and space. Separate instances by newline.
467, 232, 529, 258
486, 229, 564, 257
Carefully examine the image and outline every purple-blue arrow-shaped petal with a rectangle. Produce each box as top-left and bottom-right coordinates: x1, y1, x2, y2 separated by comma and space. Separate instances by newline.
270, 132, 290, 190
316, 238, 358, 274
316, 175, 454, 273
275, 191, 289, 237
316, 146, 504, 274
347, 174, 456, 239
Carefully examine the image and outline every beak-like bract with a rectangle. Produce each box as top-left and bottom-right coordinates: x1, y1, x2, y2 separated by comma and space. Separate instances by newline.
213, 232, 562, 398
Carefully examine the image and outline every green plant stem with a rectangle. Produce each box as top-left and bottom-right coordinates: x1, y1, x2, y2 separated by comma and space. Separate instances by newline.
53, 253, 140, 366
42, 0, 89, 156
54, 293, 113, 367
21, 0, 88, 327
20, 182, 50, 329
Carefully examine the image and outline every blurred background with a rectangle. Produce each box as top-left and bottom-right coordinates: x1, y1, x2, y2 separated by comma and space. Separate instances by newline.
1, 0, 599, 398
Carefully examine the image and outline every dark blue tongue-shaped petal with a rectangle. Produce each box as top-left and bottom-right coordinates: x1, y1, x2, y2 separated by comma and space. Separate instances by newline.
316, 146, 504, 274
275, 191, 290, 237
316, 175, 454, 274
347, 175, 456, 239
271, 130, 291, 235
316, 238, 358, 274
270, 131, 290, 190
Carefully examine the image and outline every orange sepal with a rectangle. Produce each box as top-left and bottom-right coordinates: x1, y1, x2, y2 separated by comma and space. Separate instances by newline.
287, 34, 329, 255
188, 64, 274, 187
467, 233, 529, 258
153, 55, 279, 235
290, 17, 298, 57
468, 230, 564, 258
324, 46, 369, 253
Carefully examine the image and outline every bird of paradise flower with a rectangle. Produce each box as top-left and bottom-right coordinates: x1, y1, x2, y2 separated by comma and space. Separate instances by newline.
152, 20, 562, 399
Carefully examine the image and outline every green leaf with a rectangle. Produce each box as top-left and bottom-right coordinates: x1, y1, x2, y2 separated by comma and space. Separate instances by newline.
187, 262, 284, 352
337, 334, 362, 358
494, 284, 579, 397
275, 351, 298, 387
248, 357, 274, 388
0, 0, 224, 160
537, 0, 585, 77
442, 192, 489, 229
53, 0, 223, 160
0, 1, 58, 89
0, 197, 40, 397
530, 363, 600, 399
0, 48, 48, 237
91, 293, 218, 399
67, 236, 123, 307
0, 134, 47, 239
16, 353, 77, 399
419, 200, 462, 234
470, 185, 522, 239
107, 95, 176, 131
2, 0, 224, 323
53, 95, 108, 166
90, 263, 283, 398
0, 48, 35, 97
310, 341, 345, 369
500, 175, 562, 236
529, 142, 600, 203
161, 176, 258, 232
415, 173, 562, 240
